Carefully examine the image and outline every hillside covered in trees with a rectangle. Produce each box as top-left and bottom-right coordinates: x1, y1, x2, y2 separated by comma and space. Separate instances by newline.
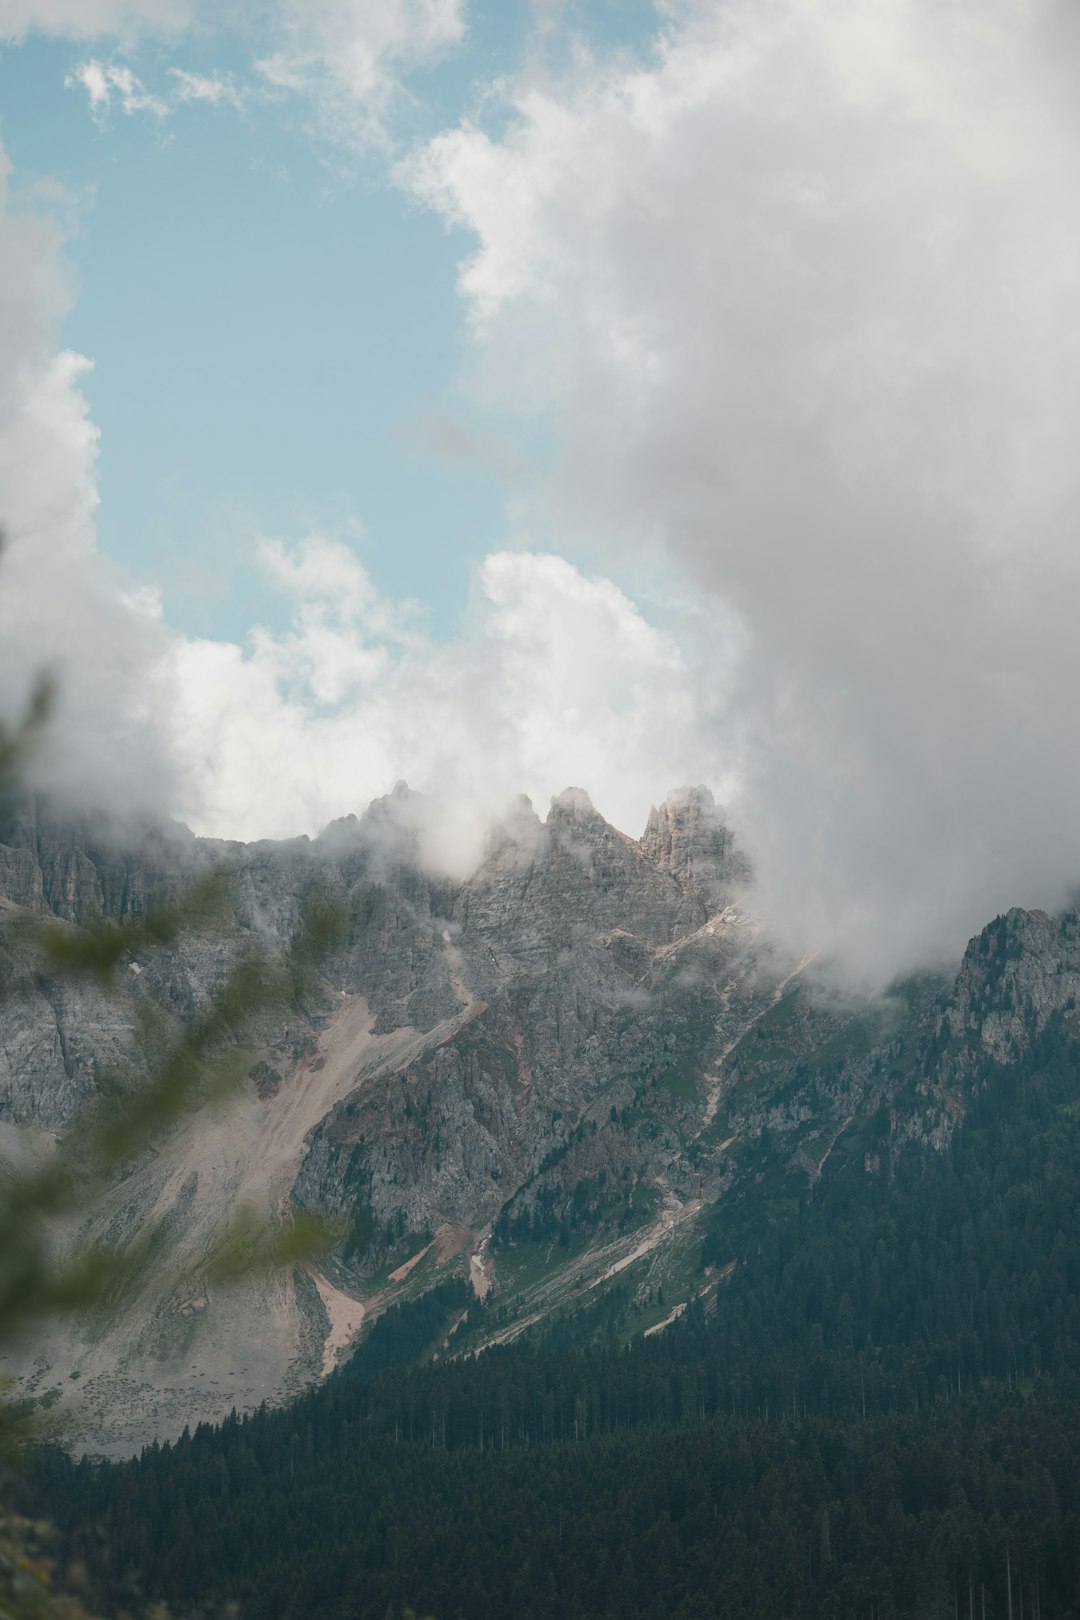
28, 1014, 1080, 1619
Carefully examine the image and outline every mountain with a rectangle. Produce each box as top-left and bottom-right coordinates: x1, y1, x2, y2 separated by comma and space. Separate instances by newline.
2, 786, 1078, 1456
35, 917, 1080, 1620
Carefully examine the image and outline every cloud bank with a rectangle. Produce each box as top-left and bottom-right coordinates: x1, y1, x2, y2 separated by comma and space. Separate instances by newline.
411, 0, 1080, 979
0, 137, 723, 868
169, 539, 728, 863
0, 147, 175, 820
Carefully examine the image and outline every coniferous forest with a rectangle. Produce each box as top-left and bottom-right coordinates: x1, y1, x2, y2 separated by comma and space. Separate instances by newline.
20, 1016, 1080, 1619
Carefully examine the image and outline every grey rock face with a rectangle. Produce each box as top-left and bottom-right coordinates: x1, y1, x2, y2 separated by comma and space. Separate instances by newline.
3, 785, 1077, 1451
0, 799, 206, 924
0, 785, 773, 1442
640, 786, 751, 903
940, 905, 1080, 1073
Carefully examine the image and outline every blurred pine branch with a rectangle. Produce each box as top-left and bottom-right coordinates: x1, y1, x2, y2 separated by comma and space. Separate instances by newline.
0, 529, 346, 1617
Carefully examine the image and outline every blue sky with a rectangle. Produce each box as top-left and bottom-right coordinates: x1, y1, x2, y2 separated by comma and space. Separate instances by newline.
0, 2, 659, 643
1, 16, 502, 641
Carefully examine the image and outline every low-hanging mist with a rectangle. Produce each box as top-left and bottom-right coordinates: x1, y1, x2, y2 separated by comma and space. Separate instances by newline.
413, 0, 1080, 983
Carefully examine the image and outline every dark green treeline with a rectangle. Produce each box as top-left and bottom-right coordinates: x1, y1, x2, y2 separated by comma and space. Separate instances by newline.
35, 1018, 1080, 1619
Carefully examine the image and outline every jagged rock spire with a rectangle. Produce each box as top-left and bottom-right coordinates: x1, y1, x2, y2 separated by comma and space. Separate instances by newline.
640, 786, 749, 898
546, 786, 601, 823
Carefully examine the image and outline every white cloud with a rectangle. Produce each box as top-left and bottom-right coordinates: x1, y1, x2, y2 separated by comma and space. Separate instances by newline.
0, 143, 176, 819
169, 66, 247, 109
0, 119, 724, 883
66, 58, 250, 123
248, 537, 391, 706
255, 0, 466, 147
0, 0, 194, 41
167, 541, 728, 860
410, 0, 1080, 981
66, 59, 168, 119
19, 0, 466, 147
0, 137, 723, 864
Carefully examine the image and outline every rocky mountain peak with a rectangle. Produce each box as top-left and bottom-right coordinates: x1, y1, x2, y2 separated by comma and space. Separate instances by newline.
314, 811, 361, 854
640, 785, 748, 901
546, 786, 602, 825
478, 795, 545, 871
350, 780, 430, 868
946, 904, 1080, 1065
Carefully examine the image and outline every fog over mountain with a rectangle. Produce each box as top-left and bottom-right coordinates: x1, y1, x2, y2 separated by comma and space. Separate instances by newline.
415, 0, 1080, 981
3, 0, 1080, 987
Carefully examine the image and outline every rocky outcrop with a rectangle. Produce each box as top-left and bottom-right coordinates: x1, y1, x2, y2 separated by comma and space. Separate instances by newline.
0, 798, 207, 924
947, 906, 1080, 1064
639, 786, 750, 902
